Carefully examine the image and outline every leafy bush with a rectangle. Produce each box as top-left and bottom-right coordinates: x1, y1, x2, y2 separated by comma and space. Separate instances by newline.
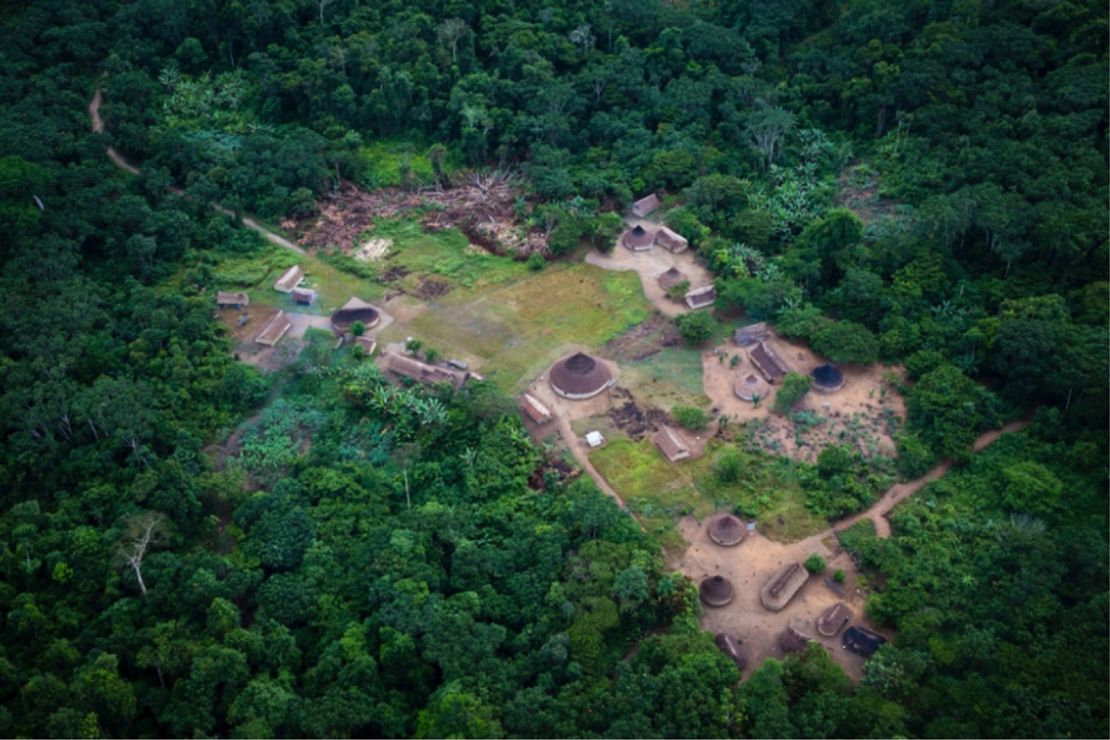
804, 554, 827, 573
675, 311, 715, 344
774, 372, 812, 414
672, 406, 709, 431
714, 449, 743, 482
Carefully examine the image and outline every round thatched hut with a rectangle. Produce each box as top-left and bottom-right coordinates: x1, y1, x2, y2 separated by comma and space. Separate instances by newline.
811, 363, 845, 393
657, 266, 688, 291
708, 514, 746, 547
549, 352, 615, 400
331, 297, 380, 336
699, 575, 734, 607
622, 224, 655, 251
734, 373, 771, 402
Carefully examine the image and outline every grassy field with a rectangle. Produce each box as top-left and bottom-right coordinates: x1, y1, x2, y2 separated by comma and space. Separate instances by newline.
382, 263, 649, 391
620, 346, 710, 411
590, 437, 827, 553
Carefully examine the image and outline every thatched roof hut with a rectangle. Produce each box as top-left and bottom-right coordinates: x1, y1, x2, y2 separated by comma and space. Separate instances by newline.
816, 602, 852, 637
734, 373, 770, 402
255, 311, 292, 347
217, 291, 250, 308
653, 426, 691, 463
779, 625, 813, 654
842, 626, 886, 657
734, 322, 769, 347
330, 297, 381, 336
622, 224, 656, 251
708, 514, 746, 546
274, 265, 304, 293
699, 575, 734, 607
385, 352, 468, 389
519, 393, 553, 425
654, 226, 688, 253
684, 285, 716, 309
714, 633, 748, 670
657, 266, 688, 291
631, 193, 661, 217
749, 341, 790, 384
811, 363, 845, 393
760, 562, 809, 611
292, 287, 317, 305
549, 352, 615, 400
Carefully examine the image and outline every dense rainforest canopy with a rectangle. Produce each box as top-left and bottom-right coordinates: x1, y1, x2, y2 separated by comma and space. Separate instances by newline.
0, 0, 1106, 737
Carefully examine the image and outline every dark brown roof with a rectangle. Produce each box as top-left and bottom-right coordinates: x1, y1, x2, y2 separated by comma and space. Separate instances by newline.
816, 602, 852, 637
684, 285, 716, 309
292, 287, 316, 305
654, 226, 688, 252
631, 193, 661, 216
653, 426, 690, 462
708, 514, 746, 546
622, 224, 655, 249
780, 625, 812, 653
658, 266, 688, 290
749, 341, 790, 383
216, 291, 249, 307
331, 297, 380, 335
734, 322, 769, 347
714, 633, 747, 670
843, 626, 886, 657
549, 352, 614, 399
519, 393, 553, 424
385, 353, 468, 388
699, 575, 734, 607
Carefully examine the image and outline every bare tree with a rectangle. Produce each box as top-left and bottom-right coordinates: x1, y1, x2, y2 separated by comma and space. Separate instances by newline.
569, 24, 596, 53
119, 512, 167, 596
746, 102, 796, 170
438, 19, 468, 64
317, 0, 333, 25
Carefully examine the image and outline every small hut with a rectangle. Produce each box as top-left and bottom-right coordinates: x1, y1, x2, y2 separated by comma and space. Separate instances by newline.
549, 352, 615, 400
654, 226, 688, 253
653, 426, 691, 463
622, 224, 656, 251
684, 285, 716, 309
714, 633, 748, 670
779, 625, 813, 654
734, 373, 770, 402
749, 341, 790, 384
354, 336, 377, 355
657, 266, 688, 291
631, 193, 661, 217
292, 287, 317, 306
274, 265, 304, 293
519, 393, 554, 425
330, 297, 381, 336
816, 602, 852, 637
842, 626, 886, 657
699, 575, 734, 607
708, 514, 746, 547
811, 363, 845, 393
734, 322, 769, 347
760, 562, 809, 611
384, 352, 468, 389
255, 311, 292, 347
216, 291, 250, 309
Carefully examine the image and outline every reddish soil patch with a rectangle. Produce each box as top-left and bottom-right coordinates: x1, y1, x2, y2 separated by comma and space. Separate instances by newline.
379, 265, 410, 283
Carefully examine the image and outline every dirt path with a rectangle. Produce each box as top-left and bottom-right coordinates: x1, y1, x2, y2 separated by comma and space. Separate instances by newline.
89, 87, 305, 255
674, 417, 1030, 679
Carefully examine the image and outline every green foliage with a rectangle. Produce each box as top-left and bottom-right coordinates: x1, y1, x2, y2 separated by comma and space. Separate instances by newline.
906, 365, 999, 460
672, 405, 709, 431
526, 251, 546, 271
675, 311, 715, 345
773, 372, 812, 414
804, 553, 827, 573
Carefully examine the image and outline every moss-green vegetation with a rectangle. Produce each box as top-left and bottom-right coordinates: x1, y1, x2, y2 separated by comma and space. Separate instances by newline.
620, 347, 709, 411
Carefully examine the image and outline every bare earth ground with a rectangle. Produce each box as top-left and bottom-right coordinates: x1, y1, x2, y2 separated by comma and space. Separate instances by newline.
585, 216, 715, 317
672, 418, 1030, 681
703, 332, 905, 463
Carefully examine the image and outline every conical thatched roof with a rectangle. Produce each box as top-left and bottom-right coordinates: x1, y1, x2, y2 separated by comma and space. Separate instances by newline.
330, 297, 380, 335
549, 352, 615, 399
734, 372, 770, 402
622, 224, 656, 250
708, 514, 746, 546
811, 363, 845, 392
699, 575, 734, 607
658, 266, 688, 290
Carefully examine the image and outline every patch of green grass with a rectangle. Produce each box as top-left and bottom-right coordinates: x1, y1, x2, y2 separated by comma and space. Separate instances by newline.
355, 141, 439, 189
622, 347, 709, 411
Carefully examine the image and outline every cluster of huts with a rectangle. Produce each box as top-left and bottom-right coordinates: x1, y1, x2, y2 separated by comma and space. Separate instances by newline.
730, 323, 846, 403
622, 193, 717, 310
697, 513, 885, 669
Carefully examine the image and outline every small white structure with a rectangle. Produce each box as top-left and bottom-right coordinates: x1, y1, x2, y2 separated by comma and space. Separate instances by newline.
585, 431, 605, 448
274, 265, 305, 293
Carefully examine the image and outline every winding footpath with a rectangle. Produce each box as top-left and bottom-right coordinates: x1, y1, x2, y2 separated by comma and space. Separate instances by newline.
88, 88, 304, 254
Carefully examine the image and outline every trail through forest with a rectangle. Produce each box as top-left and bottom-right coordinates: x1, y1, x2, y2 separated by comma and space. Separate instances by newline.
89, 87, 305, 254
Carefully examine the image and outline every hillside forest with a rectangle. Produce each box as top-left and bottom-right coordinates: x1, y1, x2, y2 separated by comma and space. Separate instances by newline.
0, 0, 1106, 738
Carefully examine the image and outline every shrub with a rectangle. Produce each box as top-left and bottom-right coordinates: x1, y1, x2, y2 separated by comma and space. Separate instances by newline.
527, 251, 546, 271
804, 554, 827, 573
351, 321, 365, 337
833, 569, 846, 583
672, 406, 709, 431
714, 449, 743, 483
666, 280, 690, 301
773, 372, 812, 414
676, 311, 715, 345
